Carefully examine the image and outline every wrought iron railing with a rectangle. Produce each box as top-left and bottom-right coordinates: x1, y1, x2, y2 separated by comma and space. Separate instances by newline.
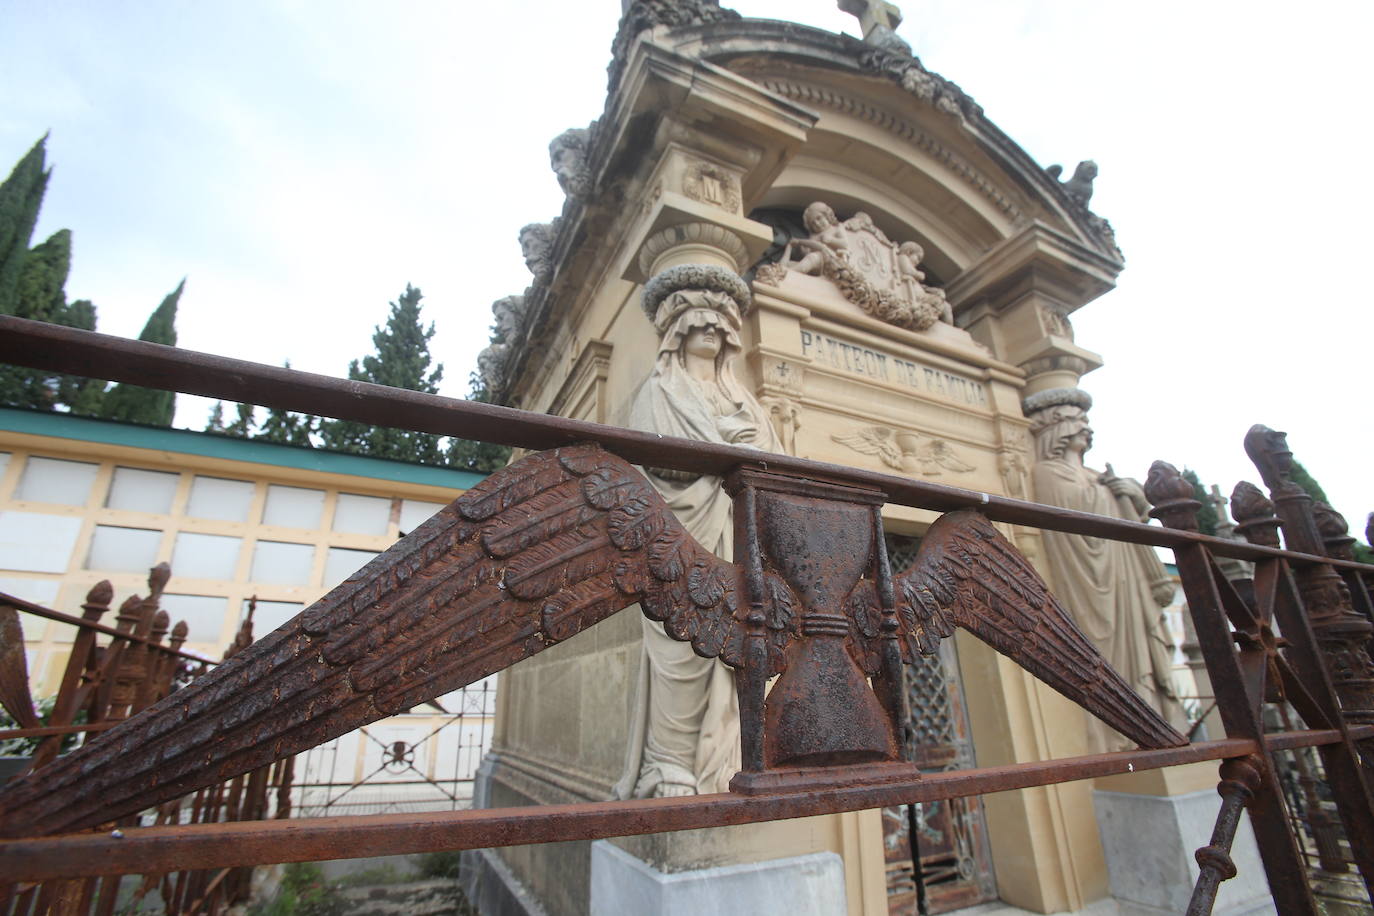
0, 568, 291, 914
0, 315, 1371, 916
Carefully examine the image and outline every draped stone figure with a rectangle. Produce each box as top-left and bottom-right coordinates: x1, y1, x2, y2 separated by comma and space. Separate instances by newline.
1025, 388, 1187, 753
613, 266, 780, 798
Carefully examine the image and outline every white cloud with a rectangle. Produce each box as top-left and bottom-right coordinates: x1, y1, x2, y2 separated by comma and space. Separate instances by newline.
2, 0, 1369, 537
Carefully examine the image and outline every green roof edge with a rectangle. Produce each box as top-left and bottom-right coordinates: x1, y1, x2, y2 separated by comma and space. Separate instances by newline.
0, 408, 486, 490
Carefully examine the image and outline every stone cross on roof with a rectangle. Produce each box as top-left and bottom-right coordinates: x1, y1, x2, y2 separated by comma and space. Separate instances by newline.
838, 0, 903, 39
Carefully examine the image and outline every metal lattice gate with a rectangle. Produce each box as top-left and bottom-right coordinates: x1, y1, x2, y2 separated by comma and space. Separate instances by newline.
883, 534, 998, 913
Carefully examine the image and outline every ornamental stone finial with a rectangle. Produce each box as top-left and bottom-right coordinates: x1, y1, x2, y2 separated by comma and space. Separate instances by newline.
1047, 160, 1098, 209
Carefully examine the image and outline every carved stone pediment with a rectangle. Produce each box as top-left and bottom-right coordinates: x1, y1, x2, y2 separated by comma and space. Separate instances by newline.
759, 201, 952, 332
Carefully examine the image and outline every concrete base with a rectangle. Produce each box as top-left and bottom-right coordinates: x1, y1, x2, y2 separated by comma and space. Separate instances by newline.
589, 840, 846, 915
1093, 787, 1276, 916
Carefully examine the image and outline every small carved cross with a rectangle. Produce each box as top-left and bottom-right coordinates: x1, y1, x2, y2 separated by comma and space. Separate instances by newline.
838, 0, 903, 38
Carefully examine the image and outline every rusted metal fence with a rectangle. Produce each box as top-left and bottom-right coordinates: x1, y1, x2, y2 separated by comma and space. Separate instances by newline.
0, 567, 291, 914
0, 316, 1372, 915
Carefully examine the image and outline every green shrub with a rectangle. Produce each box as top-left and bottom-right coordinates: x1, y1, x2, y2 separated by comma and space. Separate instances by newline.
414, 849, 463, 879
248, 862, 343, 916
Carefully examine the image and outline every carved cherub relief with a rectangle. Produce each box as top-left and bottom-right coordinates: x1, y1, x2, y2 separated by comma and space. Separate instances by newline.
762, 202, 952, 332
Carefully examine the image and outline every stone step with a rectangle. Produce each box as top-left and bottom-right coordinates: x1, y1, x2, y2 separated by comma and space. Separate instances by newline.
336, 878, 470, 916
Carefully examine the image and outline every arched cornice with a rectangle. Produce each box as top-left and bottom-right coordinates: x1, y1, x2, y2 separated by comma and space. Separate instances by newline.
658, 18, 1122, 264
755, 76, 1024, 227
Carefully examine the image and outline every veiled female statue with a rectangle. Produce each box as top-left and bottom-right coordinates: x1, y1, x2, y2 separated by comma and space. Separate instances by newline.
1026, 389, 1187, 753
613, 266, 780, 799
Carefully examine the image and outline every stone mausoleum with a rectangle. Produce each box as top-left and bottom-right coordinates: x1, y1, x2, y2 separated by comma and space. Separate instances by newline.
464, 3, 1269, 914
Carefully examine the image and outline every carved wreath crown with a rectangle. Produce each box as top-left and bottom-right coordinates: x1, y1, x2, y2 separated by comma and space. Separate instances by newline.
642, 264, 753, 333
1022, 386, 1092, 417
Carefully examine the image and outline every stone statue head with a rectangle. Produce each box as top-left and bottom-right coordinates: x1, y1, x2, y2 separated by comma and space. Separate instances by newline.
898, 240, 924, 261
1024, 388, 1094, 461
803, 201, 839, 234
491, 294, 525, 343
653, 289, 744, 366
1031, 405, 1092, 460
477, 343, 508, 393
640, 265, 753, 391
549, 126, 592, 198
518, 222, 556, 280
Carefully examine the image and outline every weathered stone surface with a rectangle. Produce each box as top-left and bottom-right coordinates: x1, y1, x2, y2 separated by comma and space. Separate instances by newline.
590, 842, 846, 916
1094, 788, 1275, 916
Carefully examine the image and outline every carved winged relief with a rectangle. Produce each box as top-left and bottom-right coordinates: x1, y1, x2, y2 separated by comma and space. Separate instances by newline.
833, 425, 977, 477
0, 445, 1183, 837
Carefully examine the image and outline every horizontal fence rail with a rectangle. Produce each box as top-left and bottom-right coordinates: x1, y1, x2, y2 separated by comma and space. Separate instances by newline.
0, 316, 1360, 570
3, 315, 1373, 916
1, 591, 218, 665
2, 730, 1364, 882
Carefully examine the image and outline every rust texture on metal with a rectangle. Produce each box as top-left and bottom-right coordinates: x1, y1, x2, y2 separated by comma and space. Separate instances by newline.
1312, 499, 1374, 654
0, 321, 1372, 913
1232, 439, 1374, 902
0, 445, 753, 837
0, 602, 39, 730
0, 588, 215, 664
0, 567, 286, 914
0, 315, 1362, 569
1146, 461, 1322, 914
1187, 756, 1263, 915
2, 732, 1363, 883
1244, 426, 1374, 729
1, 447, 1185, 832
1149, 458, 1374, 910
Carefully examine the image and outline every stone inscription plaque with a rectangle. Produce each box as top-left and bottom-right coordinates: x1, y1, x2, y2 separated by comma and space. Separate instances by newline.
800, 329, 989, 408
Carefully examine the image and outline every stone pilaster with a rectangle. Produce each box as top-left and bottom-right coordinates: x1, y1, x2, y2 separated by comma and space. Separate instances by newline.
943, 223, 1113, 396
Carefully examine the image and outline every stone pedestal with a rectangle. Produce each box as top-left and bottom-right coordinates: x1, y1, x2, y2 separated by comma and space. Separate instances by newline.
589, 841, 846, 916
1093, 765, 1274, 916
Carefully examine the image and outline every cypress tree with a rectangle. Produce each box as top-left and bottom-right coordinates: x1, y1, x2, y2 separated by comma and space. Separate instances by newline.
1289, 461, 1330, 505
0, 138, 114, 416
445, 373, 512, 472
224, 403, 255, 438
1283, 460, 1372, 563
205, 401, 227, 433
0, 135, 50, 315
256, 362, 317, 446
13, 228, 70, 321
100, 280, 183, 426
0, 229, 76, 409
57, 299, 106, 415
319, 285, 445, 463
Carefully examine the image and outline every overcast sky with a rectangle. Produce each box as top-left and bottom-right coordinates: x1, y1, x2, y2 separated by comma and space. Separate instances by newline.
3, 0, 1370, 538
